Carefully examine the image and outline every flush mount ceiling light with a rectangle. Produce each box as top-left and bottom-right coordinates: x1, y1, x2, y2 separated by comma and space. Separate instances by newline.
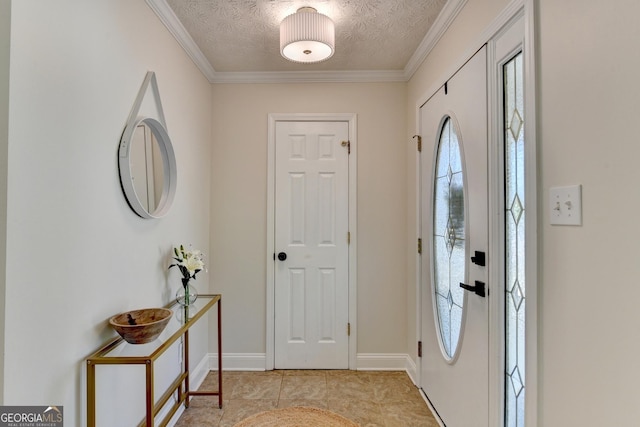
280, 7, 335, 63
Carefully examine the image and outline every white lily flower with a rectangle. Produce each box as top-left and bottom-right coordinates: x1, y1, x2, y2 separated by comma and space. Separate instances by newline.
169, 244, 206, 280
183, 257, 201, 274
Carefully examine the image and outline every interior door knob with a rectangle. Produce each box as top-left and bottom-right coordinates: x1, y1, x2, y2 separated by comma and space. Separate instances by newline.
277, 252, 287, 261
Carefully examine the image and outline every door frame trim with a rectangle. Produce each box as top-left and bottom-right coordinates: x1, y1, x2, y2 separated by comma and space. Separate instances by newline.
266, 113, 358, 370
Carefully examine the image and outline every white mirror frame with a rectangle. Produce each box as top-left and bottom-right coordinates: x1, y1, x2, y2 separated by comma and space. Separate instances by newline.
118, 72, 177, 219
119, 117, 177, 218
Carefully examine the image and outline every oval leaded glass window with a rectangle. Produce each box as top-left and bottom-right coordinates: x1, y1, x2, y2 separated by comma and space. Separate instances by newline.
433, 116, 466, 361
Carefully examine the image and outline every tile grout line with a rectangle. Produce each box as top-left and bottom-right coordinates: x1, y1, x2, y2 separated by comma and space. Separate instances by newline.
324, 371, 329, 409
276, 371, 284, 407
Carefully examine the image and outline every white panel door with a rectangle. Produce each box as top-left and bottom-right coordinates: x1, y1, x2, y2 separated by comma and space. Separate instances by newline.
274, 121, 350, 369
420, 46, 489, 426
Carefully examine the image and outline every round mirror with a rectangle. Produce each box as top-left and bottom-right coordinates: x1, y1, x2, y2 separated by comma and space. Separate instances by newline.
118, 117, 177, 218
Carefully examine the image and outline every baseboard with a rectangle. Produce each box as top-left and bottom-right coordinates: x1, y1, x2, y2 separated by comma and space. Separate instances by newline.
355, 353, 411, 371
209, 353, 268, 371
404, 355, 418, 384
201, 352, 415, 372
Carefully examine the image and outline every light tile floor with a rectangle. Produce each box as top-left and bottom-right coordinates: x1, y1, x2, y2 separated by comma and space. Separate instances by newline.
174, 370, 440, 427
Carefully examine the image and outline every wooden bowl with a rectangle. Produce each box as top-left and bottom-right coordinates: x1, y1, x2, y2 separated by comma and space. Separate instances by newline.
109, 308, 173, 344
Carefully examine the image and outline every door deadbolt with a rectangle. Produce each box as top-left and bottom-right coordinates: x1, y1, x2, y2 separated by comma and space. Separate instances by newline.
471, 251, 486, 266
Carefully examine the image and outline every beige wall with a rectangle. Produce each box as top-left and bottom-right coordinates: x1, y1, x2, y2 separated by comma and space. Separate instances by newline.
210, 83, 408, 356
538, 0, 640, 424
0, 0, 10, 404
5, 1, 211, 425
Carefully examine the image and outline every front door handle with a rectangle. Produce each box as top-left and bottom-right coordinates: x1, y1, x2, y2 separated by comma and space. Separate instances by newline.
277, 252, 287, 261
460, 281, 486, 298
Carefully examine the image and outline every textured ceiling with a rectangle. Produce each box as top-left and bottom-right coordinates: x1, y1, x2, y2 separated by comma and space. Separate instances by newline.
165, 0, 449, 73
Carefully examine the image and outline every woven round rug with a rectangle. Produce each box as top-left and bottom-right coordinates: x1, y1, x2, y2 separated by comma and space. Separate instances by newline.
232, 406, 359, 427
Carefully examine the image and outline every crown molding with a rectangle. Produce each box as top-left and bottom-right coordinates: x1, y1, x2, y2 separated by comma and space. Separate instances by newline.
145, 0, 216, 82
210, 70, 406, 84
147, 0, 467, 84
403, 0, 469, 80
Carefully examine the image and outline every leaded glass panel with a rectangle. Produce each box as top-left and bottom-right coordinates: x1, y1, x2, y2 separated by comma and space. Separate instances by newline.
504, 51, 525, 427
433, 116, 466, 360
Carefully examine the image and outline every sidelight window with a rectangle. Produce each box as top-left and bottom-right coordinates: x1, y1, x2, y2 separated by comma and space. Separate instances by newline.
504, 51, 525, 427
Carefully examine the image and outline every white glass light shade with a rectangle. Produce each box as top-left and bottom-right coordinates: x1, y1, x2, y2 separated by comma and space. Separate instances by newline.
280, 7, 335, 63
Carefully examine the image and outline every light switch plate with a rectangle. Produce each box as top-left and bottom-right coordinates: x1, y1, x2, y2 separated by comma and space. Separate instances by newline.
549, 185, 582, 226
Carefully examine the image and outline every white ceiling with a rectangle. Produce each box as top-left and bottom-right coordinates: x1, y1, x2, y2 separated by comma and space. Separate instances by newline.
146, 0, 463, 83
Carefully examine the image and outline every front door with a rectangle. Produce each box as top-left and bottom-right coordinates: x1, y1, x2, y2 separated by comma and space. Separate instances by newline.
274, 120, 350, 369
420, 46, 489, 426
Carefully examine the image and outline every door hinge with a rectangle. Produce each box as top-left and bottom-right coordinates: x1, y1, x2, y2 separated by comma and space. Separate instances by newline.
341, 140, 351, 154
347, 323, 351, 336
418, 341, 423, 358
417, 238, 422, 255
412, 135, 422, 152
347, 231, 351, 245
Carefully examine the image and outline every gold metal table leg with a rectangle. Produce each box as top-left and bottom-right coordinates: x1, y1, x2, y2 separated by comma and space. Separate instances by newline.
218, 299, 223, 408
184, 327, 190, 408
87, 361, 96, 427
145, 360, 154, 426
